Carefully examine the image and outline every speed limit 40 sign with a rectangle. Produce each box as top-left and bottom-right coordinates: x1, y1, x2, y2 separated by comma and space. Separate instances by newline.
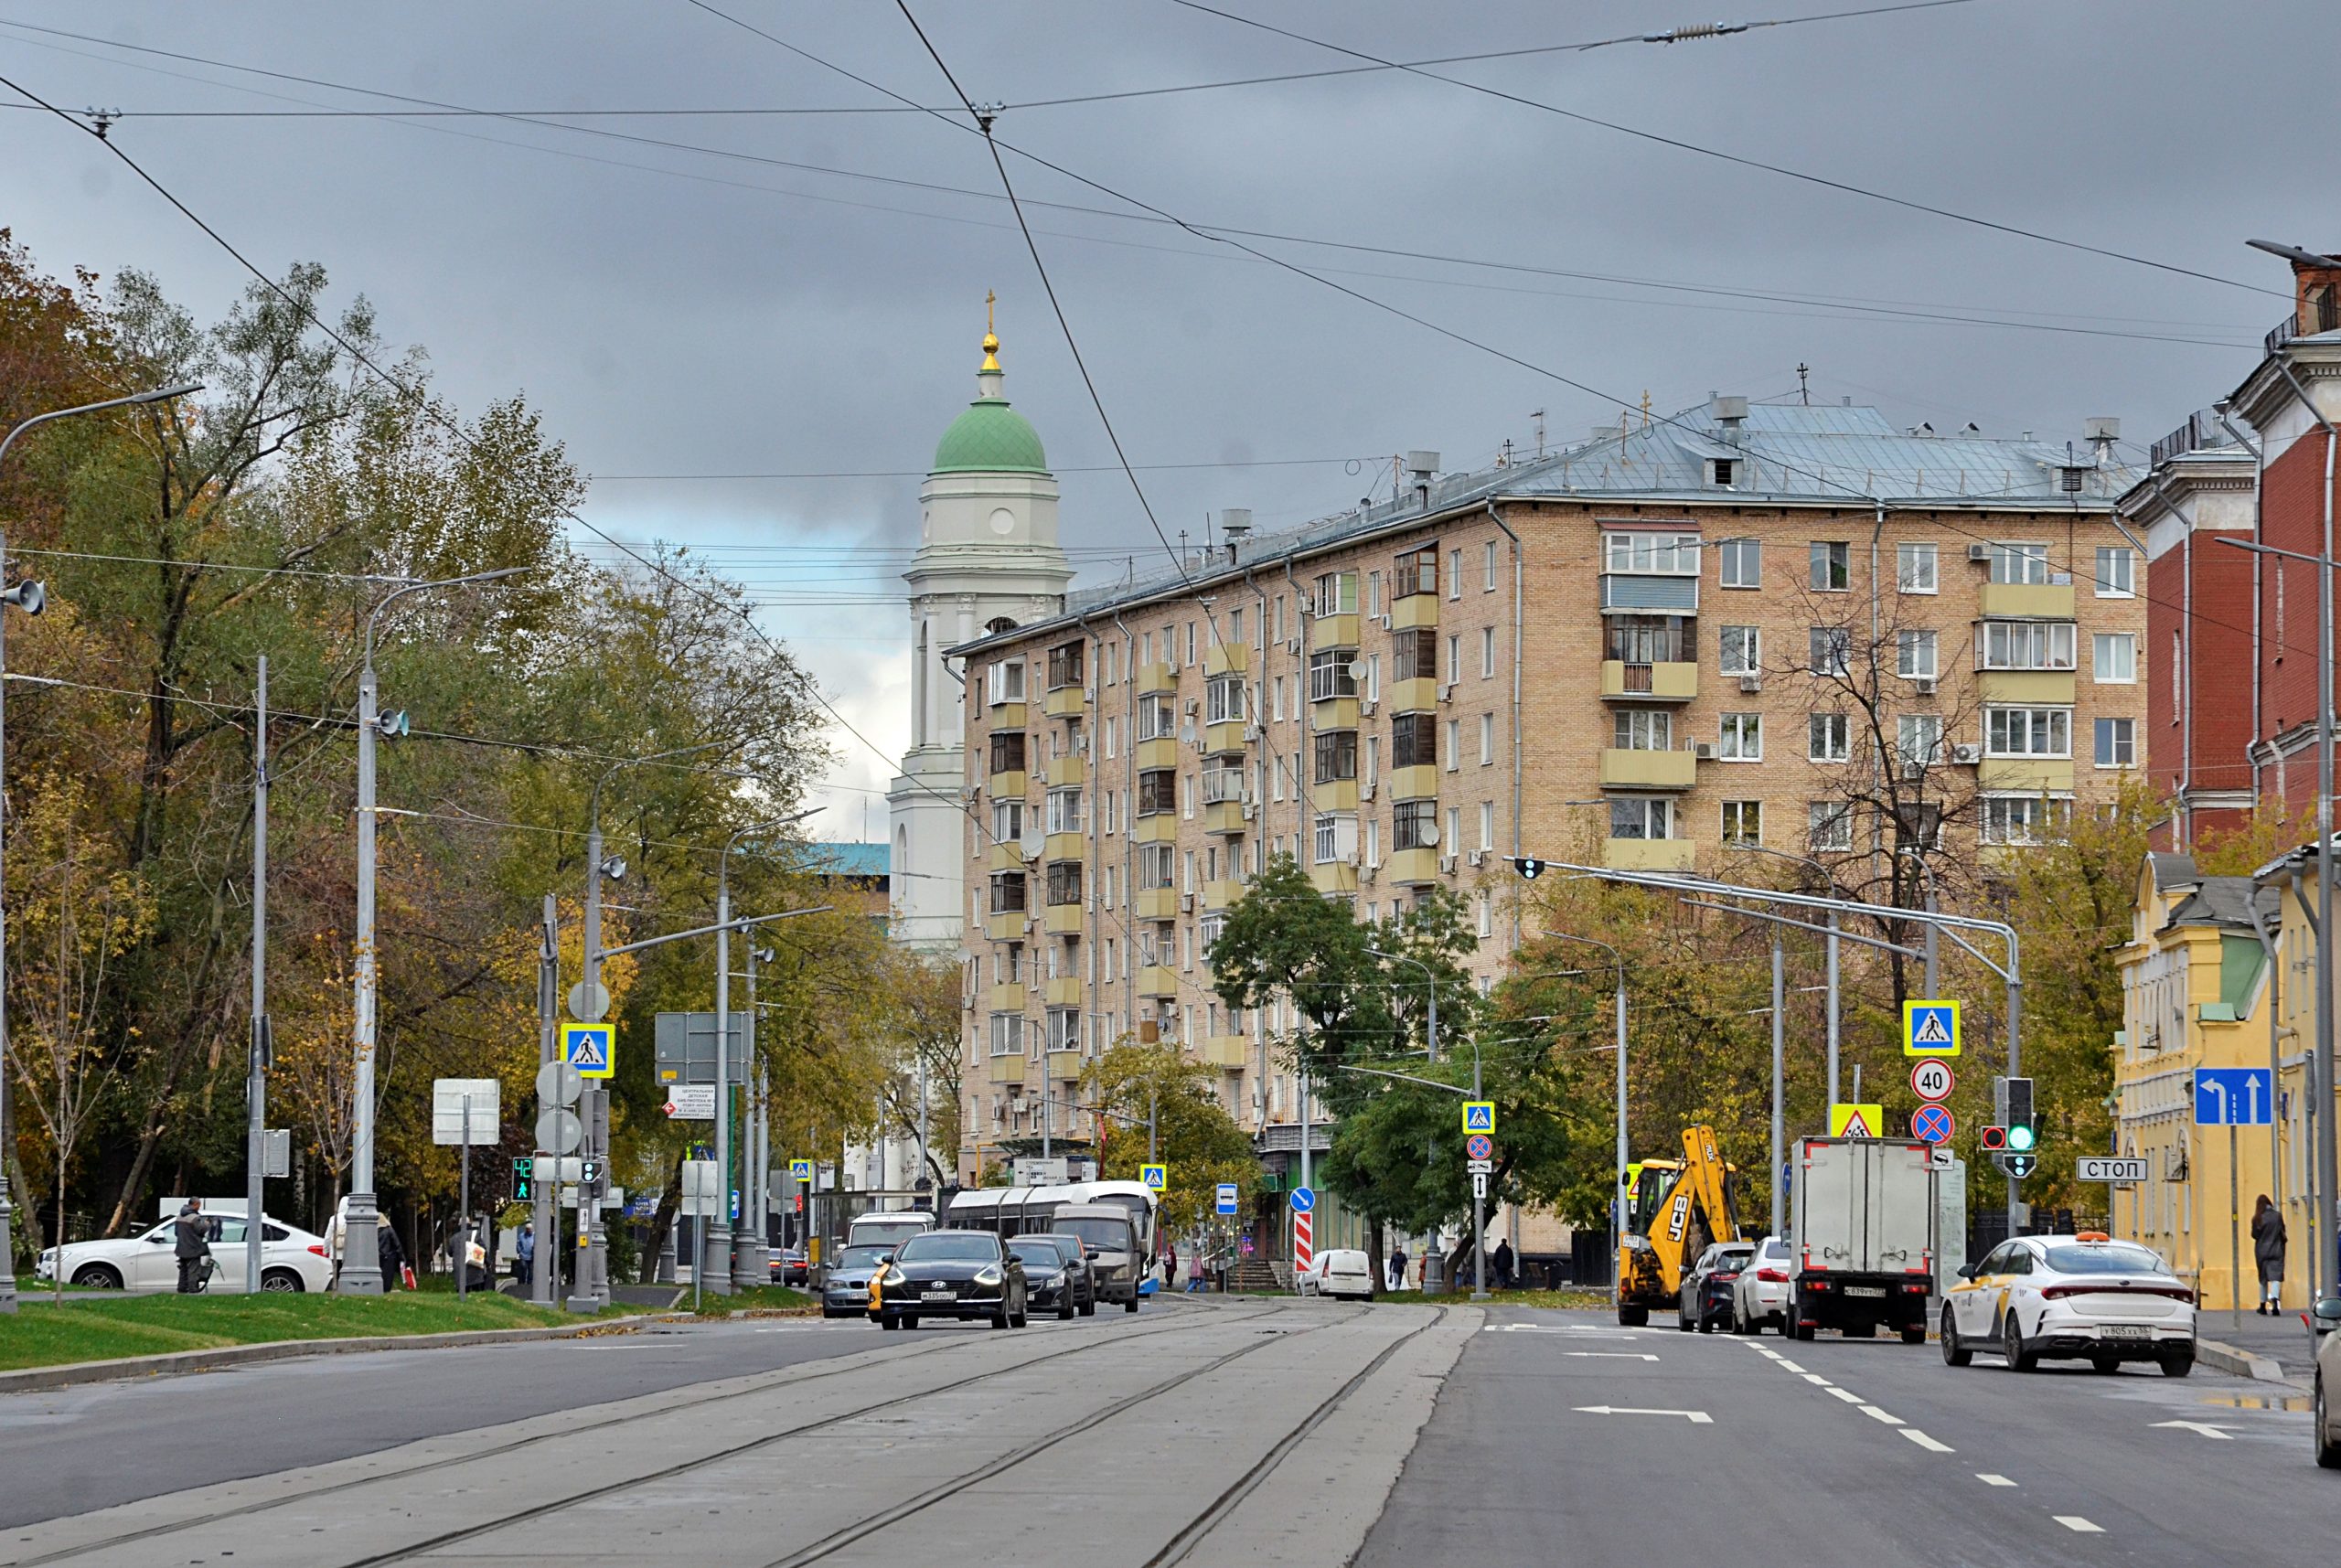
1909, 1058, 1956, 1103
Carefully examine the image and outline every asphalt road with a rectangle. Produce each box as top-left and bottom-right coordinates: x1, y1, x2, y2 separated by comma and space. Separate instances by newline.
0, 1313, 880, 1527
1356, 1307, 2325, 1568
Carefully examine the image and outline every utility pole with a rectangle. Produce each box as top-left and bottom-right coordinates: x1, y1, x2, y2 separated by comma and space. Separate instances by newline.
1771, 934, 1785, 1240
246, 656, 268, 1296
533, 897, 557, 1307
1825, 909, 1842, 1106
709, 855, 735, 1296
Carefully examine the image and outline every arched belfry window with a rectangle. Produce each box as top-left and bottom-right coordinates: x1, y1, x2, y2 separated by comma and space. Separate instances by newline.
986, 616, 1018, 635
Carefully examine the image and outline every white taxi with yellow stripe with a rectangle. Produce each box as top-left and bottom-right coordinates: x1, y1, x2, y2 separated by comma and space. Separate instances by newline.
1940, 1232, 2196, 1376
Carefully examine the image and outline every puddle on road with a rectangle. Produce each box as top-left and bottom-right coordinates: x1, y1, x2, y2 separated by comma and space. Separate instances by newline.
2199, 1392, 2311, 1412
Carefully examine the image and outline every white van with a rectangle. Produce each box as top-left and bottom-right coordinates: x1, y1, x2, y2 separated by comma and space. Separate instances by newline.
1305, 1249, 1375, 1301
1051, 1204, 1142, 1312
845, 1210, 936, 1252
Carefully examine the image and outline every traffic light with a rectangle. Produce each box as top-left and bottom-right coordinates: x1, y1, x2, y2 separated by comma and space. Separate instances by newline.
581, 1157, 604, 1195
1993, 1151, 2036, 1179
1980, 1125, 2007, 1152
1512, 857, 1546, 881
2003, 1076, 2035, 1153
512, 1157, 532, 1201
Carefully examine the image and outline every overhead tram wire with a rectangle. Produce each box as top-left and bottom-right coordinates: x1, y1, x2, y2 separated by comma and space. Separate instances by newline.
0, 21, 2258, 347
1165, 0, 2283, 300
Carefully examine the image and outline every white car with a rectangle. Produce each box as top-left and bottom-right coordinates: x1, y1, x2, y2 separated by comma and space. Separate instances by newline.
37, 1212, 333, 1294
1730, 1235, 1793, 1334
1940, 1233, 2196, 1376
1300, 1249, 1375, 1301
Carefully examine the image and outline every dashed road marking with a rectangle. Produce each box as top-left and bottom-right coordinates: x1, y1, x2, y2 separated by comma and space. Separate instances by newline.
1976, 1474, 2016, 1487
1902, 1429, 1954, 1453
1775, 1360, 1806, 1372
1825, 1386, 1864, 1404
1801, 1373, 1832, 1385
1858, 1404, 1903, 1425
2055, 1517, 2104, 1534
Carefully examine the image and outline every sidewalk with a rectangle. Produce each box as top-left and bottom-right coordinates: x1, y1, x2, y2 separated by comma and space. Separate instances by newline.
2197, 1305, 2318, 1388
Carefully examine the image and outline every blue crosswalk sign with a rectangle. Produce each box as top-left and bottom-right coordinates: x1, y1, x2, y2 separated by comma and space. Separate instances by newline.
1462, 1102, 1494, 1134
562, 1023, 615, 1079
2195, 1067, 2272, 1125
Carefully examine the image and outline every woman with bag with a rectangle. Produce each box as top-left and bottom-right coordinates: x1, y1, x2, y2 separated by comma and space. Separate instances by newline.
2251, 1194, 2287, 1314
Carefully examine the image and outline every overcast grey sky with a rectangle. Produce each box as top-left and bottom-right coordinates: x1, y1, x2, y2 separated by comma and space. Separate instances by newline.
0, 1, 2327, 827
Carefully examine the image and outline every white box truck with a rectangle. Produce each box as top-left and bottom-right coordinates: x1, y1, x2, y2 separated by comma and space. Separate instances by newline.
1790, 1136, 1937, 1344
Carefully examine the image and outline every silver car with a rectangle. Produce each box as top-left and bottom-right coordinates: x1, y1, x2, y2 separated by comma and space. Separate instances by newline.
2314, 1295, 2341, 1467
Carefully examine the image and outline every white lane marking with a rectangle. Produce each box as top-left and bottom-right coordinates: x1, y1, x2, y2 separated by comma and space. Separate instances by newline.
1976, 1474, 2016, 1487
1565, 1351, 1661, 1360
1858, 1404, 1903, 1425
2055, 1517, 2104, 1534
1824, 1386, 1865, 1404
1801, 1373, 1833, 1386
1574, 1404, 1714, 1423
1902, 1429, 1954, 1453
2150, 1419, 2235, 1439
1774, 1359, 1807, 1372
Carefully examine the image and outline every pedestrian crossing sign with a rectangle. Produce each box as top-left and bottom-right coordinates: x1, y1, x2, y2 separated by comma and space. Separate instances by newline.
561, 1022, 615, 1079
789, 1158, 813, 1183
1902, 999, 1961, 1057
1462, 1101, 1495, 1135
1139, 1163, 1167, 1191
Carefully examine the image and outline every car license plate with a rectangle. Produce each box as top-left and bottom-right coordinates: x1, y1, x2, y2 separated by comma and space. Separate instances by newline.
1845, 1286, 1887, 1298
2100, 1325, 2148, 1339
920, 1288, 955, 1302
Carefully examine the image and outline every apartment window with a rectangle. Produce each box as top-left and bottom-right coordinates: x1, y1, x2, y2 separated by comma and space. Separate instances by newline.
1809, 712, 1851, 762
1810, 541, 1851, 592
1138, 843, 1175, 890
1895, 802, 1942, 854
1046, 787, 1084, 834
1394, 545, 1440, 599
986, 658, 1026, 705
1313, 571, 1358, 615
1392, 712, 1438, 768
1603, 530, 1703, 576
1101, 792, 1117, 837
1479, 800, 1496, 850
1181, 772, 1195, 818
1897, 714, 1943, 770
1270, 677, 1284, 723
2093, 632, 2136, 684
2094, 546, 2136, 598
1185, 622, 1197, 666
1309, 647, 1360, 701
1201, 761, 1245, 806
1445, 634, 1461, 683
1483, 540, 1500, 591
1363, 817, 1381, 868
1395, 798, 1439, 850
992, 797, 1024, 843
1721, 800, 1762, 845
1480, 626, 1497, 677
1444, 805, 1462, 853
1808, 801, 1854, 852
1897, 630, 1939, 679
989, 871, 1028, 914
1985, 706, 2072, 757
1988, 541, 2050, 585
1982, 795, 2067, 845
1046, 1008, 1081, 1053
1447, 548, 1463, 600
1138, 768, 1176, 815
1719, 538, 1761, 588
2171, 629, 2184, 720
1717, 712, 1762, 761
1313, 729, 1359, 784
1229, 607, 1245, 646
989, 731, 1026, 774
1808, 626, 1851, 677
2095, 717, 2137, 767
989, 1014, 1025, 1056
1045, 861, 1084, 906
1613, 709, 1673, 751
1364, 735, 1381, 791
1137, 692, 1177, 741
1046, 640, 1085, 690
1367, 571, 1384, 618
1897, 542, 1939, 593
1205, 674, 1245, 726
1102, 717, 1117, 760
1981, 620, 2076, 670
1479, 712, 1495, 765
1312, 814, 1342, 864
1365, 654, 1382, 702
1719, 625, 1760, 677
1609, 797, 1673, 840
1442, 718, 1461, 771
1394, 628, 1438, 682
1609, 615, 1694, 665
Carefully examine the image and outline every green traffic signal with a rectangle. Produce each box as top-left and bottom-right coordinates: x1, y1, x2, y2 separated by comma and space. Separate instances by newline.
2006, 1125, 2036, 1153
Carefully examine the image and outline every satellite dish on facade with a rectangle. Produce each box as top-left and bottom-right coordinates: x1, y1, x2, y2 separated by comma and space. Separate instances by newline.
1020, 828, 1046, 859
1419, 824, 1440, 847
1347, 661, 1366, 682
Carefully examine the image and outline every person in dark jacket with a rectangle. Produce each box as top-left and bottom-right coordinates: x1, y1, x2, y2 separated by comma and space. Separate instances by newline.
2251, 1194, 2287, 1314
1491, 1238, 1516, 1291
379, 1219, 408, 1291
173, 1200, 211, 1293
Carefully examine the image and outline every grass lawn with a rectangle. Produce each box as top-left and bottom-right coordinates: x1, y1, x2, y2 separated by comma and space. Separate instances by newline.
690, 1285, 816, 1317
0, 1289, 614, 1373
1365, 1288, 1614, 1311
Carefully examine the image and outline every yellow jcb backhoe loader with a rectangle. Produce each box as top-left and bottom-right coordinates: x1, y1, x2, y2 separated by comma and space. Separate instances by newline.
1613, 1125, 1739, 1327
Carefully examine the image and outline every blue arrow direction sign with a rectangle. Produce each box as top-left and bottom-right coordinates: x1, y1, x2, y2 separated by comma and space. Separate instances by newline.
2194, 1067, 2272, 1125
1289, 1186, 1315, 1213
1215, 1182, 1240, 1215
561, 1022, 615, 1079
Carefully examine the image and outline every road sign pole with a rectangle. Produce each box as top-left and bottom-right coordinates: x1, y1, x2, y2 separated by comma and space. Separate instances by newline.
1770, 935, 1784, 1242
2230, 1123, 2241, 1328
246, 656, 267, 1298
458, 1095, 471, 1301
533, 897, 557, 1307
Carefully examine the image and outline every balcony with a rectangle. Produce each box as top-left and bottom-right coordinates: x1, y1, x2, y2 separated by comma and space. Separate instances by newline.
1386, 847, 1441, 886
1311, 695, 1360, 731
988, 983, 1027, 1015
1389, 763, 1438, 802
1393, 594, 1439, 633
1309, 859, 1359, 896
1136, 661, 1177, 696
1204, 641, 1249, 677
1388, 676, 1438, 714
989, 769, 1028, 799
1204, 878, 1246, 910
989, 840, 1028, 871
1045, 977, 1084, 1008
1043, 902, 1085, 936
1201, 1035, 1252, 1069
1313, 612, 1359, 649
1978, 581, 2075, 620
987, 701, 1028, 730
1204, 720, 1249, 755
985, 911, 1029, 944
1600, 661, 1698, 702
1975, 670, 2075, 706
1045, 833, 1085, 864
1134, 812, 1179, 844
1601, 837, 1696, 872
989, 1053, 1029, 1085
1204, 798, 1249, 836
1045, 756, 1085, 788
1311, 778, 1359, 813
1976, 758, 2075, 795
1043, 685, 1085, 719
1136, 887, 1181, 922
1134, 736, 1179, 772
1599, 748, 1698, 790
1138, 965, 1180, 999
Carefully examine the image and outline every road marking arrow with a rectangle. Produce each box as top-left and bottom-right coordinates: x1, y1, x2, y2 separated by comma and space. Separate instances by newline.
1564, 1351, 1661, 1360
1574, 1405, 1713, 1423
2150, 1420, 2235, 1440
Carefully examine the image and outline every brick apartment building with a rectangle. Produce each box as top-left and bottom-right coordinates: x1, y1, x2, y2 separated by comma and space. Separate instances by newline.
944, 392, 2146, 1179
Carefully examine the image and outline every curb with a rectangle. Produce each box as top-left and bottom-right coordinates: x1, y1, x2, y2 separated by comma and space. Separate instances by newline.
0, 1313, 679, 1397
2197, 1336, 2311, 1391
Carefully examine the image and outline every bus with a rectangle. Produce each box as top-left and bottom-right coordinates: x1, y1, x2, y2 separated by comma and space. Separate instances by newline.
944, 1179, 1159, 1259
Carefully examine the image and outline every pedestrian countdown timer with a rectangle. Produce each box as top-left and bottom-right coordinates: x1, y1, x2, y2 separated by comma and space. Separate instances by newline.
1902, 1000, 1960, 1057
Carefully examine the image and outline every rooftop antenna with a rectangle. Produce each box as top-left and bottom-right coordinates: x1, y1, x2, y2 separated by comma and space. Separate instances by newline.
1796, 363, 1811, 405
1532, 408, 1546, 458
1640, 390, 1652, 430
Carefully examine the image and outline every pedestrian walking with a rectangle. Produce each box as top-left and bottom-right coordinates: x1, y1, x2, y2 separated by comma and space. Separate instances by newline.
1387, 1243, 1408, 1294
1186, 1248, 1208, 1294
1491, 1238, 1515, 1291
2251, 1194, 2287, 1314
378, 1216, 408, 1291
173, 1200, 211, 1293
516, 1220, 537, 1290
326, 1196, 350, 1289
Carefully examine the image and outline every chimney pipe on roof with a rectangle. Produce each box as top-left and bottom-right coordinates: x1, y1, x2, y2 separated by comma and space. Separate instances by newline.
2249, 239, 2341, 337
1220, 507, 1251, 564
1405, 450, 1439, 512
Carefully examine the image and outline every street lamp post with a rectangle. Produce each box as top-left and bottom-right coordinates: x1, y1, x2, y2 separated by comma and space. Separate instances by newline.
1728, 844, 1845, 1104
342, 564, 529, 1295
1373, 948, 1483, 1301
0, 381, 198, 1315
1536, 933, 1625, 1297
720, 812, 818, 1293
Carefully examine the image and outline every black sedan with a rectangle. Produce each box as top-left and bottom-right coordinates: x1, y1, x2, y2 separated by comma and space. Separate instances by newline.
872, 1231, 1028, 1330
820, 1244, 898, 1318
1678, 1241, 1755, 1333
770, 1246, 809, 1286
1010, 1235, 1089, 1320
1025, 1232, 1097, 1316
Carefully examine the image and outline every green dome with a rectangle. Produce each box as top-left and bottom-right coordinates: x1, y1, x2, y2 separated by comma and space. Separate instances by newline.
933, 396, 1048, 475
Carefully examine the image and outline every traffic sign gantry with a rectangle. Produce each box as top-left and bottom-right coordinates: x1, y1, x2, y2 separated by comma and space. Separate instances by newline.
1465, 1133, 1493, 1162
1909, 1058, 1955, 1103
1911, 1103, 1956, 1145
1139, 1163, 1167, 1191
1903, 1000, 1961, 1057
1462, 1102, 1495, 1134
561, 1022, 615, 1079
